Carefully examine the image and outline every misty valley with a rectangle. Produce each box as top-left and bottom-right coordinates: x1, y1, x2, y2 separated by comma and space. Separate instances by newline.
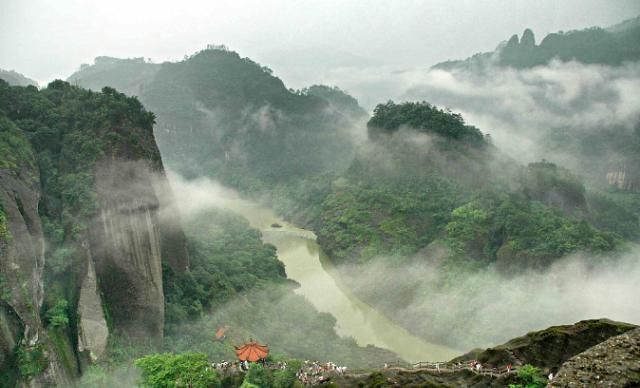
1, 9, 640, 388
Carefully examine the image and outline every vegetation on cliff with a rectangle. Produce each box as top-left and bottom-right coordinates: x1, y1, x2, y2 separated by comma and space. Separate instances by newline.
266, 102, 634, 350
162, 209, 397, 367
0, 79, 162, 384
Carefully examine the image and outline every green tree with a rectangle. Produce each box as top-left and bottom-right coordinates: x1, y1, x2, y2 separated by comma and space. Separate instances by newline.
135, 353, 220, 388
509, 364, 547, 388
273, 360, 302, 388
45, 299, 69, 328
241, 363, 273, 388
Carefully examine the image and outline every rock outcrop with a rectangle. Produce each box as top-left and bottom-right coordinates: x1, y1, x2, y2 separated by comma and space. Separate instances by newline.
89, 159, 166, 340
0, 81, 190, 384
76, 255, 108, 362
0, 128, 69, 385
606, 161, 639, 192
521, 28, 536, 49
451, 319, 637, 371
549, 327, 640, 387
0, 164, 44, 352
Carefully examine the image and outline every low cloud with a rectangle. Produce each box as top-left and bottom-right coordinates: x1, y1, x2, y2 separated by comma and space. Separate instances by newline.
401, 60, 640, 168
316, 60, 640, 174
341, 246, 640, 350
162, 170, 243, 221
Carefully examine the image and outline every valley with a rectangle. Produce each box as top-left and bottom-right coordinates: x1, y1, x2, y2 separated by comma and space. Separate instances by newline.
1, 5, 640, 387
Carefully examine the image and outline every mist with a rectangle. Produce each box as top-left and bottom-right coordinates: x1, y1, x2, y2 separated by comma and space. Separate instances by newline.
162, 167, 640, 355
399, 61, 632, 161
338, 245, 640, 351
156, 171, 403, 366
2, 1, 639, 91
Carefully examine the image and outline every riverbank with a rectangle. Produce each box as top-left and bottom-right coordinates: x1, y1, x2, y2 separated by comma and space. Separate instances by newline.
221, 197, 461, 362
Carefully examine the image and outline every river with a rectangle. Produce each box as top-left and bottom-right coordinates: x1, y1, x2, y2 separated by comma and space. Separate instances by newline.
222, 198, 460, 363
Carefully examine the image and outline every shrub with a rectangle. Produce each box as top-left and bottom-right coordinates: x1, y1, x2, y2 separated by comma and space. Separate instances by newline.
135, 352, 220, 388
45, 299, 70, 328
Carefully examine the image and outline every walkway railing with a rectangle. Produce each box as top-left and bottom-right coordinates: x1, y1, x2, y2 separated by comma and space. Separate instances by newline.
380, 360, 518, 377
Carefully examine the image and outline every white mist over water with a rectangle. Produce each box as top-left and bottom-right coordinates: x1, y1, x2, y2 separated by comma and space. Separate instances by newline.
344, 248, 640, 350
166, 171, 461, 362
165, 170, 640, 353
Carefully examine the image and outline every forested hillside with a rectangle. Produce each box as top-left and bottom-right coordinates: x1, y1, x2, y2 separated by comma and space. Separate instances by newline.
3, 2, 640, 386
268, 101, 638, 349
70, 45, 639, 351
0, 70, 38, 87
0, 79, 183, 386
419, 17, 640, 202
0, 80, 396, 386
69, 47, 365, 189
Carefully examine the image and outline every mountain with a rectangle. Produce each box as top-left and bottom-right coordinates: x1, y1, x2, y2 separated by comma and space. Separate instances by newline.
68, 47, 366, 190
433, 16, 640, 70
329, 319, 637, 388
423, 17, 640, 200
0, 80, 189, 385
0, 79, 398, 386
268, 101, 634, 351
65, 46, 639, 382
0, 70, 38, 87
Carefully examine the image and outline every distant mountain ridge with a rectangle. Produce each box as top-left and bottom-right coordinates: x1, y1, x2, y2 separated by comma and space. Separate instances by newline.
434, 16, 640, 70
0, 69, 38, 87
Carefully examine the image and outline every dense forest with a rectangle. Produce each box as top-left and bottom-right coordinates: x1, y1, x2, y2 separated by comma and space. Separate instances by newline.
69, 43, 640, 352
2, 11, 640, 387
0, 79, 164, 385
69, 48, 365, 189
0, 80, 392, 387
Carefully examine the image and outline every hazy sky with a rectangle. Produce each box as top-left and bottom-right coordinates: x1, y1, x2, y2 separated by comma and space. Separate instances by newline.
1, 0, 639, 95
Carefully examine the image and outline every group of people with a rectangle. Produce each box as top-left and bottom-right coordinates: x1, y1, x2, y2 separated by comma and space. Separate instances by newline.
469, 360, 483, 372
296, 360, 348, 385
210, 358, 348, 384
211, 360, 253, 372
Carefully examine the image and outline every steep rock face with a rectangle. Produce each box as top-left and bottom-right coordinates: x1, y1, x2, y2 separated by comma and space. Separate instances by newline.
0, 305, 22, 370
155, 178, 190, 273
76, 255, 108, 362
1, 81, 190, 383
521, 28, 536, 48
550, 327, 640, 387
0, 167, 44, 347
88, 159, 166, 340
0, 147, 68, 385
606, 161, 639, 192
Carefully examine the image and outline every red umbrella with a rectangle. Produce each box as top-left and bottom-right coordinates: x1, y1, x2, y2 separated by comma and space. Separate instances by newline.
234, 340, 269, 362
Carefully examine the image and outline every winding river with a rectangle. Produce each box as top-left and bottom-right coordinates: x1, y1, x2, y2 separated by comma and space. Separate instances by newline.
223, 198, 460, 363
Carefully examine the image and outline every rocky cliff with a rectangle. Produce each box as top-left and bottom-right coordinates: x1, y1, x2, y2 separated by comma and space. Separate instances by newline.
0, 80, 189, 384
88, 159, 166, 340
0, 119, 70, 385
452, 319, 637, 372
550, 327, 640, 387
606, 161, 640, 192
